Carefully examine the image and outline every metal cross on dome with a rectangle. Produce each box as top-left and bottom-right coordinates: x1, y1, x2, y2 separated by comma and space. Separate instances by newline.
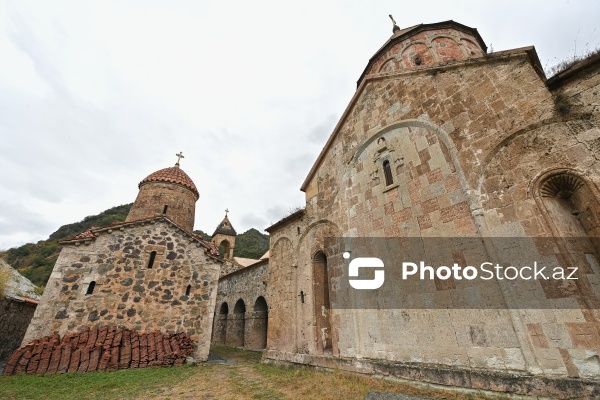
225, 208, 229, 216
175, 152, 185, 164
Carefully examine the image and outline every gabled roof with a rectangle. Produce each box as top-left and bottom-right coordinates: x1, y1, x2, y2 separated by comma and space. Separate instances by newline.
212, 215, 237, 237
139, 164, 199, 198
59, 215, 221, 258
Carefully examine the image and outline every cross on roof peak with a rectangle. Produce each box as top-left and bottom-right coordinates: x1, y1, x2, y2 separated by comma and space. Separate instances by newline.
175, 152, 185, 166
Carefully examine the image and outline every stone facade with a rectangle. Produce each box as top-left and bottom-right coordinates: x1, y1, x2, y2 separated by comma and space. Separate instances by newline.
21, 162, 223, 364
264, 21, 600, 398
0, 298, 37, 360
22, 218, 221, 362
212, 259, 269, 350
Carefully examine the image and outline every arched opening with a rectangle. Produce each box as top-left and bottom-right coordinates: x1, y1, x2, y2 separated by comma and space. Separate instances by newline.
219, 240, 231, 259
86, 281, 96, 295
220, 302, 229, 314
185, 284, 191, 296
212, 302, 229, 345
246, 296, 268, 350
162, 204, 168, 214
147, 251, 157, 269
313, 251, 332, 352
383, 159, 394, 186
226, 299, 246, 347
537, 172, 600, 308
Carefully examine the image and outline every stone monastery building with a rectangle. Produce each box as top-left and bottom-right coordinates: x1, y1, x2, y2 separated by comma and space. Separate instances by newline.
13, 19, 600, 398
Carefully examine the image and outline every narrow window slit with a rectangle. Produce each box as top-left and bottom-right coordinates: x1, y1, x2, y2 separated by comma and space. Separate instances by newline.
186, 284, 191, 296
383, 160, 394, 186
148, 251, 157, 269
162, 205, 168, 214
86, 281, 96, 295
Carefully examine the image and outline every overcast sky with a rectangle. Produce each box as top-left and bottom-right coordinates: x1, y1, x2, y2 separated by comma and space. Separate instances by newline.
0, 0, 598, 249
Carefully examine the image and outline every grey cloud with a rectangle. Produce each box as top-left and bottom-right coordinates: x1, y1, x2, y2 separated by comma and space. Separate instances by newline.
307, 114, 338, 144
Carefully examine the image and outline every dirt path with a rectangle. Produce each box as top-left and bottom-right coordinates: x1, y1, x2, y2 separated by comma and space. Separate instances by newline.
135, 346, 488, 400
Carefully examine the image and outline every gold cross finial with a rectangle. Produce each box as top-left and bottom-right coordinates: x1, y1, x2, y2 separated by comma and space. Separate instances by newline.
175, 152, 185, 165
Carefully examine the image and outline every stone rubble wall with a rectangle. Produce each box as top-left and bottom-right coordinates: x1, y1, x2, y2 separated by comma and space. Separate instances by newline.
22, 220, 221, 362
213, 261, 269, 350
0, 298, 37, 360
3, 326, 194, 375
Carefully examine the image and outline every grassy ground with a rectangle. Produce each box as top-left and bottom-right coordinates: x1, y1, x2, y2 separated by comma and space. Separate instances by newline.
0, 346, 499, 400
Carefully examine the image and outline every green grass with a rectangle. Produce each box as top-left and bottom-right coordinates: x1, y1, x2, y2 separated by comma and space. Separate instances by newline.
0, 346, 498, 400
0, 364, 196, 400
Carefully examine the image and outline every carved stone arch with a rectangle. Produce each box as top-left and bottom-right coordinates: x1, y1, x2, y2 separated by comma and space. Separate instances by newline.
401, 41, 434, 68
479, 118, 562, 178
344, 120, 478, 218
431, 35, 463, 62
378, 57, 401, 74
296, 219, 341, 255
531, 168, 600, 240
460, 37, 484, 57
530, 168, 600, 311
478, 117, 600, 200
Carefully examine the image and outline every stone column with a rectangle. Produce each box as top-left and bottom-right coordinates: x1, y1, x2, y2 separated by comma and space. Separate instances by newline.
244, 310, 268, 350
225, 312, 245, 347
212, 313, 228, 345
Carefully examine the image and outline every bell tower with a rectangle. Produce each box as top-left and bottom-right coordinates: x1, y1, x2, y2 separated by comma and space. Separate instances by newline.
211, 210, 237, 259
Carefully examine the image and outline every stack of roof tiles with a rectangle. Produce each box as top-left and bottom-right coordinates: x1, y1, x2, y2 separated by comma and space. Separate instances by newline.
3, 326, 194, 375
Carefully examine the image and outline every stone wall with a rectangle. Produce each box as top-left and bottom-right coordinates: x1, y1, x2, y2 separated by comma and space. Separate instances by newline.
212, 260, 269, 350
23, 219, 221, 362
0, 298, 37, 360
265, 25, 600, 393
127, 182, 198, 232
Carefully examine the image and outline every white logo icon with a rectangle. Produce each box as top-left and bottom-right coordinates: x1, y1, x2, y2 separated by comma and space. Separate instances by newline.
346, 254, 385, 290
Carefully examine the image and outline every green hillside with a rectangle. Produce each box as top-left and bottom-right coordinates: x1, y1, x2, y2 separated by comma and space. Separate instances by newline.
233, 228, 269, 259
4, 204, 133, 287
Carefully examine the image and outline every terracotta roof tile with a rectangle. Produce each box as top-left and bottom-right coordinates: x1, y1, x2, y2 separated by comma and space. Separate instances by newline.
139, 165, 199, 197
63, 228, 98, 242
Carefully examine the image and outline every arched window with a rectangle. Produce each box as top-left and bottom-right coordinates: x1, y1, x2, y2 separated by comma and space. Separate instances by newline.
185, 284, 191, 296
313, 251, 332, 351
383, 159, 394, 186
219, 240, 231, 259
219, 302, 229, 314
147, 251, 157, 269
86, 281, 96, 295
162, 205, 168, 214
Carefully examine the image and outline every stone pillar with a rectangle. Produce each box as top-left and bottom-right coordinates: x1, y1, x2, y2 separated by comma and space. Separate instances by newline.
225, 312, 245, 347
244, 310, 268, 350
212, 313, 228, 345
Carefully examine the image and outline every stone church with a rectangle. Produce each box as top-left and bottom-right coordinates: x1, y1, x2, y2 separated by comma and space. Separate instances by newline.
11, 17, 600, 398
260, 19, 600, 398
21, 160, 224, 363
